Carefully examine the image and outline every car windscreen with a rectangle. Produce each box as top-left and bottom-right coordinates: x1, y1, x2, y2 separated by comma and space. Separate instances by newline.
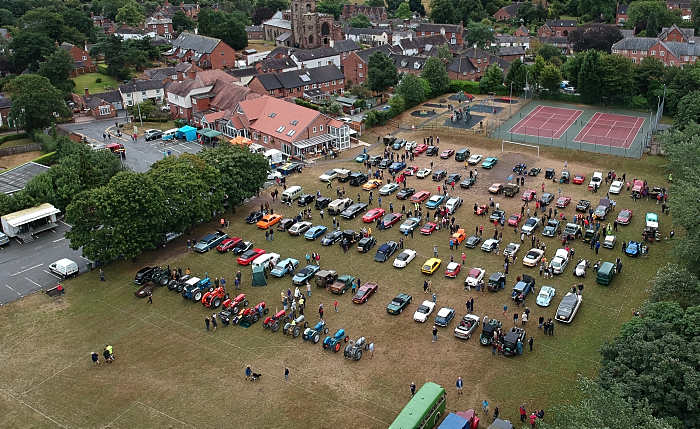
397, 253, 408, 261
417, 306, 429, 313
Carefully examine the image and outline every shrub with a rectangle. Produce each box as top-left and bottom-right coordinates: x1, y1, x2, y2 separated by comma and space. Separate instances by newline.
0, 132, 29, 145
294, 99, 320, 110
173, 119, 187, 128
33, 151, 57, 166
95, 77, 102, 83
628, 94, 648, 110
450, 80, 480, 94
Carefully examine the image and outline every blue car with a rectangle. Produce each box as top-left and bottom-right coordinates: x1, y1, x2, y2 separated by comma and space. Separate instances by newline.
625, 240, 641, 257
388, 162, 406, 173
393, 140, 405, 150
270, 258, 299, 277
482, 157, 498, 169
305, 225, 328, 240
321, 230, 343, 245
292, 265, 321, 285
399, 217, 421, 233
536, 286, 556, 306
356, 153, 368, 162
434, 307, 456, 327
425, 195, 445, 209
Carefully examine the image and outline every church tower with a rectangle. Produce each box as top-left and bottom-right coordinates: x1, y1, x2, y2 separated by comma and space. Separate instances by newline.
291, 0, 321, 49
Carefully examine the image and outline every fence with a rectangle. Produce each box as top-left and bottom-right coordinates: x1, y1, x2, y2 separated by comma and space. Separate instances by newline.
0, 143, 42, 157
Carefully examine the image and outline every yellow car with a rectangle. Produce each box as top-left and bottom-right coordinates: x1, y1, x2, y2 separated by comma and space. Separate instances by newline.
422, 258, 442, 274
363, 179, 383, 190
256, 213, 283, 229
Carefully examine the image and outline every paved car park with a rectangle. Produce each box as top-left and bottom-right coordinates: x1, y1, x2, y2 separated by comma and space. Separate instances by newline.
0, 222, 86, 305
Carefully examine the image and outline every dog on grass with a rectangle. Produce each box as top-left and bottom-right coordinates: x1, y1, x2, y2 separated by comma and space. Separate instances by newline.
251, 373, 262, 381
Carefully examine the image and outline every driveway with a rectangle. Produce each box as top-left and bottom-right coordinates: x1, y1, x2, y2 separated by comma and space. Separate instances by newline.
0, 222, 87, 305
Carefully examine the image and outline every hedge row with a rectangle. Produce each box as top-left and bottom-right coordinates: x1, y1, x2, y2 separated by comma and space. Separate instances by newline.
33, 151, 57, 166
0, 132, 29, 145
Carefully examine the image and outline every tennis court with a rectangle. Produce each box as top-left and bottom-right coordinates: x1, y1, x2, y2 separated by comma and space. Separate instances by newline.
573, 112, 644, 149
509, 105, 583, 139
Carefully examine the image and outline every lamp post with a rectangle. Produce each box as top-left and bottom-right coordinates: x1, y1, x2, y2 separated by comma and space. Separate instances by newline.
137, 102, 143, 128
509, 81, 514, 117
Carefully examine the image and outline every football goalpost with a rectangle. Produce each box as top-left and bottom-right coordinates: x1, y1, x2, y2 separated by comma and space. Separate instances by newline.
502, 140, 540, 158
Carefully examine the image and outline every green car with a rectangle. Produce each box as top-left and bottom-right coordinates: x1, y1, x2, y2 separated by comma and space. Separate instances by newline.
387, 293, 413, 314
481, 157, 498, 169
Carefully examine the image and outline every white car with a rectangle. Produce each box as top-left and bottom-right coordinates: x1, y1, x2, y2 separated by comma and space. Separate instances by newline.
267, 171, 283, 180
445, 197, 463, 214
319, 169, 338, 182
609, 180, 623, 194
589, 171, 603, 190
556, 292, 582, 323
521, 217, 540, 235
413, 300, 436, 322
453, 314, 481, 340
464, 267, 485, 288
379, 183, 400, 195
481, 238, 499, 252
416, 168, 432, 178
503, 242, 520, 257
288, 221, 312, 235
405, 141, 417, 151
467, 154, 483, 165
252, 252, 281, 270
393, 249, 417, 268
523, 248, 545, 267
549, 248, 569, 274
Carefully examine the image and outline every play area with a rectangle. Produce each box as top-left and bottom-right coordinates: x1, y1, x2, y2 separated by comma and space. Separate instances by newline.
494, 101, 651, 158
411, 109, 438, 117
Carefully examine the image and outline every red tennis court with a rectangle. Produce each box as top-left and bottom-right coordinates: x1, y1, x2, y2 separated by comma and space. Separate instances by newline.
508, 105, 583, 139
573, 113, 644, 149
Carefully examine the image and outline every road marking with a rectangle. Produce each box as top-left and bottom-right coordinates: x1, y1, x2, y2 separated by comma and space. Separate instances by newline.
53, 238, 65, 243
5, 285, 21, 296
25, 277, 42, 287
10, 264, 43, 276
44, 270, 62, 279
6, 284, 13, 290
59, 220, 72, 227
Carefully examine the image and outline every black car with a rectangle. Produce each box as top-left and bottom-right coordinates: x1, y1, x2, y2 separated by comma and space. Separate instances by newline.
397, 187, 416, 200
349, 172, 368, 186
277, 218, 295, 231
460, 177, 476, 189
465, 235, 482, 249
134, 267, 156, 285
374, 241, 398, 262
447, 173, 462, 183
544, 168, 556, 179
575, 200, 591, 212
315, 197, 331, 209
321, 230, 343, 245
502, 327, 526, 357
340, 203, 368, 219
369, 155, 383, 166
245, 210, 267, 224
232, 241, 253, 255
432, 170, 447, 181
378, 159, 392, 169
426, 146, 439, 156
513, 163, 527, 174
528, 167, 541, 176
540, 193, 555, 205
298, 194, 315, 206
555, 293, 582, 323
490, 210, 505, 222
357, 236, 377, 253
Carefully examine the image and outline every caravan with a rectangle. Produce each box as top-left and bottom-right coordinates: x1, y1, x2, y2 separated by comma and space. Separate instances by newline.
161, 128, 178, 141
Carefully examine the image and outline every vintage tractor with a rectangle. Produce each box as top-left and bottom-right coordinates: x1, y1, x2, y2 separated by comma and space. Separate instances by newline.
222, 294, 249, 313
263, 309, 289, 332
323, 328, 350, 352
344, 336, 370, 361
181, 277, 213, 302
302, 320, 329, 344
150, 266, 172, 286
283, 315, 308, 338
201, 287, 229, 309
230, 302, 267, 325
168, 274, 190, 292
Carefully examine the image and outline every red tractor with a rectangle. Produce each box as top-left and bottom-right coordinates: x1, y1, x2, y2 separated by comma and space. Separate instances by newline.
230, 302, 267, 325
201, 287, 229, 309
263, 309, 290, 332
223, 294, 249, 313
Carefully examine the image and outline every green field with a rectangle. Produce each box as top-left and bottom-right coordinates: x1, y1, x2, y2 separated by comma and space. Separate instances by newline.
0, 137, 33, 148
71, 73, 119, 95
0, 120, 671, 428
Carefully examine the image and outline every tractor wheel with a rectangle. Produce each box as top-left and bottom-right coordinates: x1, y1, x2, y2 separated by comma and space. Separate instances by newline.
252, 313, 260, 323
263, 321, 269, 329
194, 291, 203, 301
304, 321, 308, 328
244, 300, 249, 307
212, 298, 221, 309
284, 316, 290, 324
364, 343, 370, 351
264, 308, 269, 315
159, 276, 168, 286
344, 336, 349, 342
209, 287, 214, 292
334, 342, 341, 353
313, 333, 320, 344
324, 328, 329, 334
177, 284, 184, 293
344, 345, 352, 358
323, 342, 329, 349
232, 305, 240, 314
271, 320, 281, 332
354, 349, 362, 361
224, 294, 229, 300
292, 326, 300, 338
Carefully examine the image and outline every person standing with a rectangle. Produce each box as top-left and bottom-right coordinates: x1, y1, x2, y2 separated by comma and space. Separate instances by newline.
103, 348, 111, 363
147, 291, 153, 304
493, 406, 499, 421
520, 405, 527, 422
205, 316, 210, 331
456, 377, 463, 395
285, 367, 290, 380
91, 352, 100, 365
245, 365, 252, 380
433, 325, 438, 342
319, 303, 324, 319
334, 300, 339, 312
530, 413, 537, 429
483, 399, 489, 415
548, 319, 554, 335
410, 382, 416, 396
528, 336, 534, 352
100, 269, 105, 282
211, 313, 217, 331
369, 342, 374, 358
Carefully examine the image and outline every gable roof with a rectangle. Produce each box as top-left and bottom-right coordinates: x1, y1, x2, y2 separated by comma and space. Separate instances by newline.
391, 54, 426, 70
245, 25, 263, 32
263, 18, 292, 30
210, 81, 258, 111
397, 34, 449, 52
659, 25, 694, 40
227, 68, 260, 79
291, 47, 339, 62
257, 57, 298, 72
545, 19, 577, 28
415, 23, 462, 34
332, 39, 361, 53
497, 46, 525, 56
59, 42, 81, 52
119, 79, 164, 93
172, 32, 221, 54
0, 96, 12, 109
253, 65, 345, 91
346, 27, 392, 36
617, 3, 629, 14
355, 44, 396, 64
236, 96, 321, 144
165, 70, 236, 98
611, 37, 658, 51
496, 2, 521, 17
145, 15, 172, 25
144, 66, 178, 79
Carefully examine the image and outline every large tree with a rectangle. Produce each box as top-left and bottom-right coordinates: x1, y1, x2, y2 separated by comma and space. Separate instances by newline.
422, 56, 449, 96
517, 1, 540, 25
396, 73, 426, 107
465, 21, 495, 49
408, 0, 426, 16
600, 53, 635, 105
455, 0, 485, 24
561, 51, 585, 87
367, 51, 399, 98
211, 18, 249, 50
252, 6, 274, 25
395, 2, 412, 19
569, 23, 623, 53
3, 74, 70, 131
115, 0, 145, 26
8, 32, 55, 72
626, 0, 681, 30
478, 63, 503, 93
18, 7, 65, 41
316, 0, 345, 19
429, 0, 457, 24
349, 13, 372, 28
172, 10, 195, 31
577, 0, 616, 21
539, 63, 563, 93
505, 58, 529, 93
648, 264, 700, 309
365, 0, 385, 6
634, 56, 666, 101
538, 43, 561, 62
37, 48, 76, 94
577, 49, 603, 104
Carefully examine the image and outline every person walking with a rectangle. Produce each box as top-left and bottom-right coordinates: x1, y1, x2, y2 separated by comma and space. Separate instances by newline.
530, 413, 537, 429
483, 399, 489, 415
369, 341, 374, 358
211, 313, 217, 331
319, 303, 324, 319
334, 300, 338, 312
433, 325, 438, 342
205, 316, 210, 331
245, 365, 252, 380
91, 351, 100, 365
528, 336, 534, 351
456, 377, 463, 395
410, 382, 416, 396
520, 405, 527, 422
100, 269, 105, 282
147, 291, 153, 304
433, 245, 438, 257
493, 406, 499, 422
503, 303, 508, 316
285, 367, 290, 380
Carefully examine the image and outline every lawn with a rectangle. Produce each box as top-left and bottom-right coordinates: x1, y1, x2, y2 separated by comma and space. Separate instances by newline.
0, 107, 672, 428
71, 73, 119, 95
0, 137, 33, 148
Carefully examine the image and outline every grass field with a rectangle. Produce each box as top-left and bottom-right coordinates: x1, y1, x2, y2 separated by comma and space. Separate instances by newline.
0, 138, 33, 149
71, 73, 119, 95
0, 105, 671, 428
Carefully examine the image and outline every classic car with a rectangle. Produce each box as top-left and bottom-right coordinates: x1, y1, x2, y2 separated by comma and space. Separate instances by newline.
573, 259, 590, 277
464, 235, 481, 248
363, 179, 383, 190
481, 238, 499, 252
528, 167, 541, 176
410, 191, 431, 203
399, 217, 421, 233
460, 177, 476, 189
556, 196, 571, 208
467, 154, 483, 165
542, 219, 560, 237
413, 300, 436, 322
421, 258, 442, 274
434, 307, 456, 326
298, 194, 315, 206
321, 230, 344, 246
490, 210, 505, 222
404, 165, 418, 176
541, 193, 555, 205
374, 241, 398, 262
270, 258, 299, 277
489, 183, 504, 194
508, 214, 522, 226
216, 237, 242, 252
388, 162, 406, 174
521, 217, 540, 235
576, 200, 591, 212
465, 268, 485, 288
445, 197, 462, 214
503, 242, 520, 257
396, 188, 416, 199
440, 149, 455, 159
193, 230, 229, 252
393, 249, 417, 268
416, 168, 432, 178
432, 170, 447, 181
452, 229, 467, 245
288, 221, 312, 235
454, 314, 481, 339
352, 282, 379, 304
445, 262, 462, 277
425, 195, 445, 209
523, 248, 545, 266
340, 203, 368, 219
556, 292, 582, 323
378, 183, 400, 195
362, 208, 386, 223
357, 236, 377, 253
292, 265, 321, 285
536, 286, 556, 306
232, 240, 253, 255
382, 212, 403, 228
481, 157, 498, 169
413, 144, 429, 154
319, 169, 338, 182
387, 293, 413, 314
256, 213, 283, 229
522, 189, 537, 201
572, 174, 586, 184
237, 248, 266, 265
617, 209, 633, 225
304, 225, 328, 240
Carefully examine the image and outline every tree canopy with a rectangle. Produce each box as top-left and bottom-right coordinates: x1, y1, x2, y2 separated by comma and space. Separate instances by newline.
578, 50, 602, 104
115, 0, 145, 26
367, 51, 399, 95
3, 74, 70, 131
396, 73, 426, 107
349, 13, 372, 28
395, 2, 412, 19
465, 21, 495, 49
422, 57, 450, 96
569, 23, 623, 53
478, 63, 503, 93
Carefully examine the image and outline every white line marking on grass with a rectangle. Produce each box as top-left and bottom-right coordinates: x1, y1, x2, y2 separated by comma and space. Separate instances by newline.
136, 402, 199, 428
101, 401, 139, 429
0, 387, 69, 428
11, 264, 43, 276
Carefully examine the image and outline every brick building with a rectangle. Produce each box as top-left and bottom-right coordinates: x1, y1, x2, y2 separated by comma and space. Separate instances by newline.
154, 0, 199, 19
59, 42, 96, 76
246, 25, 264, 40
82, 88, 121, 119
447, 48, 510, 81
164, 32, 236, 70
414, 22, 464, 46
165, 69, 238, 120
616, 3, 629, 26
144, 13, 174, 38
494, 2, 521, 21
342, 44, 394, 85
346, 28, 393, 46
537, 20, 577, 37
256, 57, 298, 74
340, 4, 387, 22
248, 65, 345, 99
611, 26, 700, 66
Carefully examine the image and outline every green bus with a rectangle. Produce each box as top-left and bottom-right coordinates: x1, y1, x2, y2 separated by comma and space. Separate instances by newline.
389, 382, 447, 429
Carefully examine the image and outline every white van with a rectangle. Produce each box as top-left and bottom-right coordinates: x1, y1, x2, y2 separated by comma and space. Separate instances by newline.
252, 252, 280, 270
161, 128, 178, 141
281, 185, 303, 203
49, 258, 79, 278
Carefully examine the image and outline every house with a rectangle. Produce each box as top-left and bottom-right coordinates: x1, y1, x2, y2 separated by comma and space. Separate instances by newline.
166, 69, 238, 120
263, 18, 293, 43
114, 27, 151, 41
496, 46, 525, 62
154, 0, 199, 19
247, 65, 346, 99
191, 81, 259, 128
225, 96, 351, 158
164, 32, 237, 70
491, 35, 531, 50
291, 47, 341, 69
392, 29, 416, 47
395, 34, 449, 56
616, 3, 629, 26
537, 20, 577, 37
142, 66, 178, 82
59, 42, 96, 76
538, 36, 571, 54
227, 67, 260, 86
494, 3, 521, 21
611, 29, 700, 66
392, 54, 426, 76
118, 79, 166, 107
246, 25, 264, 40
514, 25, 529, 37
667, 0, 692, 20
144, 13, 174, 38
346, 28, 393, 46
340, 4, 387, 22
331, 39, 361, 64
414, 22, 464, 46
0, 95, 12, 127
255, 57, 299, 74
342, 44, 395, 85
82, 88, 122, 119
447, 48, 511, 81
658, 24, 694, 42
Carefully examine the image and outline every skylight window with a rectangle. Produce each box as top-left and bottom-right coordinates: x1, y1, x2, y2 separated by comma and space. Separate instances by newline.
268, 112, 277, 117
287, 130, 296, 136
277, 126, 285, 132
290, 120, 298, 125
300, 74, 311, 82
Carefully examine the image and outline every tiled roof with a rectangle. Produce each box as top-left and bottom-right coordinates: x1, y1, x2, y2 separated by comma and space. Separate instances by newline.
346, 28, 392, 36
355, 44, 395, 63
253, 65, 345, 91
539, 36, 569, 44
497, 46, 525, 56
617, 4, 629, 14
211, 82, 259, 111
391, 54, 426, 70
257, 57, 298, 72
397, 34, 449, 52
119, 79, 164, 93
611, 37, 658, 51
663, 41, 700, 58
246, 25, 263, 32
236, 96, 321, 143
292, 47, 339, 61
659, 25, 694, 40
620, 29, 635, 38
332, 39, 361, 52
0, 96, 12, 109
276, 31, 292, 42
172, 32, 221, 54
415, 23, 462, 34
98, 90, 123, 103
496, 2, 521, 17
447, 57, 476, 73
145, 16, 172, 25
144, 66, 178, 79
545, 19, 577, 28
227, 68, 260, 79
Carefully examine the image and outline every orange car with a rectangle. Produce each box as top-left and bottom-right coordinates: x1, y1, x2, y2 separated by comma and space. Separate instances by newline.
257, 213, 283, 229
451, 229, 467, 244
363, 179, 383, 190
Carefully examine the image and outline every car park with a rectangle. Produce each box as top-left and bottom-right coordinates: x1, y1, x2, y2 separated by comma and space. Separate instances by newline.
357, 236, 377, 253
245, 210, 267, 224
319, 170, 338, 182
508, 214, 522, 226
573, 259, 590, 277
502, 327, 526, 356
465, 234, 481, 248
362, 208, 386, 222
277, 218, 295, 231
481, 157, 498, 168
467, 154, 483, 165
382, 213, 403, 228
536, 286, 556, 306
396, 188, 415, 200
194, 230, 229, 252
393, 249, 417, 268
426, 195, 445, 209
513, 163, 527, 174
379, 183, 399, 195
447, 173, 461, 183
556, 293, 582, 323
422, 258, 442, 274
416, 168, 432, 178
440, 149, 455, 159
528, 167, 541, 176
288, 221, 312, 235
340, 203, 368, 219
270, 258, 299, 277
389, 162, 406, 173
572, 174, 585, 184
237, 248, 266, 265
363, 179, 382, 190
304, 225, 328, 240
426, 146, 439, 156
454, 314, 481, 340
216, 237, 242, 252
589, 172, 603, 190
521, 217, 540, 235
404, 165, 418, 175
503, 243, 520, 257
576, 200, 591, 212
460, 177, 476, 189
522, 189, 537, 201
603, 235, 617, 249
420, 222, 437, 234
257, 214, 283, 229
413, 300, 436, 322
445, 262, 461, 278
481, 238, 499, 252
556, 196, 571, 208
387, 293, 413, 314
353, 282, 378, 304
399, 217, 421, 233
489, 183, 504, 194
541, 193, 555, 205
292, 265, 321, 285
434, 307, 456, 326
549, 248, 569, 274
432, 170, 447, 181
445, 197, 462, 214
523, 248, 545, 266
410, 191, 431, 203
617, 209, 633, 225
232, 241, 253, 255
374, 241, 398, 262
490, 210, 505, 222
542, 219, 560, 237
609, 180, 624, 194
563, 223, 582, 239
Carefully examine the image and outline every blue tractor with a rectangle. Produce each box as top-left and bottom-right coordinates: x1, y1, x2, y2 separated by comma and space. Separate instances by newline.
181, 277, 213, 302
322, 328, 349, 353
302, 320, 330, 344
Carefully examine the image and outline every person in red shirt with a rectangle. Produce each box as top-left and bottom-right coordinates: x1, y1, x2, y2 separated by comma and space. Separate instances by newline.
520, 405, 527, 422
530, 412, 537, 428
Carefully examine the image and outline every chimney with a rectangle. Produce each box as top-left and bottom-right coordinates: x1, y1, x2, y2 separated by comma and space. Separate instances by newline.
84, 87, 90, 98
188, 68, 196, 79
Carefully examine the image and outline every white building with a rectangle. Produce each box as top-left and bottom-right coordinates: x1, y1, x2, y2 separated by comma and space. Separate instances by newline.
118, 79, 166, 107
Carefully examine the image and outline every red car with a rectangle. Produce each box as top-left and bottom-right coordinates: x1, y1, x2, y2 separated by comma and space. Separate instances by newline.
445, 262, 461, 278
410, 191, 431, 203
413, 144, 428, 154
507, 214, 522, 226
421, 222, 437, 234
475, 204, 488, 215
404, 165, 418, 176
572, 174, 586, 184
237, 248, 266, 265
440, 149, 455, 159
522, 190, 537, 201
216, 237, 242, 252
382, 212, 403, 227
556, 196, 571, 208
617, 209, 633, 225
362, 208, 386, 222
352, 282, 378, 304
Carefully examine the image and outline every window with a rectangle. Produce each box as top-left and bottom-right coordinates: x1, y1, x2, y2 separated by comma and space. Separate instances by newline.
613, 49, 619, 53
642, 51, 648, 54
313, 127, 317, 132
82, 56, 87, 61
263, 136, 268, 143
685, 56, 689, 61
320, 125, 324, 131
631, 58, 636, 63
268, 112, 277, 117
359, 73, 363, 78
661, 51, 665, 56
141, 91, 147, 97
359, 63, 363, 69
222, 51, 225, 55
304, 85, 309, 90
651, 50, 656, 55
623, 50, 628, 54
312, 84, 316, 89
98, 105, 111, 116
339, 79, 343, 84
290, 120, 298, 125
332, 80, 336, 85
180, 108, 183, 114
477, 59, 481, 64
277, 126, 285, 132
670, 61, 674, 66
287, 130, 296, 136
632, 50, 636, 54
325, 82, 329, 87
126, 93, 132, 98
693, 56, 697, 61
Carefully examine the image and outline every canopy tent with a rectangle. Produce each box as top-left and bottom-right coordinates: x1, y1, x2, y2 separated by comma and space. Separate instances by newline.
251, 265, 267, 287
197, 129, 222, 139
229, 136, 253, 146
176, 126, 197, 142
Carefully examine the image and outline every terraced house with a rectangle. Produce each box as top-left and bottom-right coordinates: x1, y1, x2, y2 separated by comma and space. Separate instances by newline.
611, 25, 700, 66
164, 32, 236, 70
247, 65, 345, 99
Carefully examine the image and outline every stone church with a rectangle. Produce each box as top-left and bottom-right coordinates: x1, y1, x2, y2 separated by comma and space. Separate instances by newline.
290, 0, 343, 49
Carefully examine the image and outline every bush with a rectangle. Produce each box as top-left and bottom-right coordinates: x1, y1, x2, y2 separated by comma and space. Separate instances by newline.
173, 119, 187, 128
31, 131, 56, 153
450, 80, 480, 94
97, 65, 109, 76
0, 132, 29, 145
33, 151, 57, 166
95, 77, 102, 83
294, 99, 320, 110
628, 94, 648, 110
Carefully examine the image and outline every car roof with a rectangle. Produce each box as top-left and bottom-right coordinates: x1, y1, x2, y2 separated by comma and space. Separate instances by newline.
437, 307, 453, 315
